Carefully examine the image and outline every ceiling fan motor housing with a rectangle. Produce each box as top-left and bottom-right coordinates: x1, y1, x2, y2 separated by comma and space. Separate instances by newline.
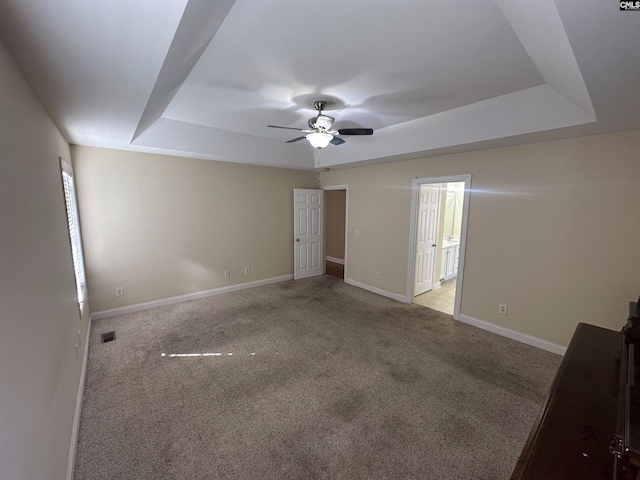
315, 114, 335, 130
313, 100, 327, 111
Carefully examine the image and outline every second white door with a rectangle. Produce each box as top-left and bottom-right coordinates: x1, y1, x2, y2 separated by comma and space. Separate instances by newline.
414, 184, 440, 295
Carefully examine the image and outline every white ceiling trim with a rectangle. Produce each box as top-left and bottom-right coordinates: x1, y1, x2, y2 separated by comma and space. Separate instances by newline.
134, 118, 314, 170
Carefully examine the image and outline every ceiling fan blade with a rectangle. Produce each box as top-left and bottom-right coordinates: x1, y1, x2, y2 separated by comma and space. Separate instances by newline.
267, 125, 305, 131
286, 136, 307, 143
337, 128, 374, 136
330, 136, 345, 146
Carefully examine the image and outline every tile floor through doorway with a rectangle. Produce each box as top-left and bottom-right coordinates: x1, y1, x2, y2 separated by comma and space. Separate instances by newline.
324, 260, 455, 316
414, 278, 457, 315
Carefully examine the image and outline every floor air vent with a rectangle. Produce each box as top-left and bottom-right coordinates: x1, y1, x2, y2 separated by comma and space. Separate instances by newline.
101, 331, 116, 343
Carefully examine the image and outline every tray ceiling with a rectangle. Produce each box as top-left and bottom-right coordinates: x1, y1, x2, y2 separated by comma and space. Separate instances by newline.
0, 0, 638, 170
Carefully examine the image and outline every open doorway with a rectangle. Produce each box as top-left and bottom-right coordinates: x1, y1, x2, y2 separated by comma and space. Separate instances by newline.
408, 175, 470, 318
323, 185, 349, 280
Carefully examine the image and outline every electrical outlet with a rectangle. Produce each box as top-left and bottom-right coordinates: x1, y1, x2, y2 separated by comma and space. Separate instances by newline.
115, 286, 124, 297
244, 267, 250, 275
498, 304, 508, 315
376, 272, 381, 279
225, 270, 230, 278
354, 229, 360, 237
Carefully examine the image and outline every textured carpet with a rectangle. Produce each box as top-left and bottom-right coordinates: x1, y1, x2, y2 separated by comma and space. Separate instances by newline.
75, 276, 561, 479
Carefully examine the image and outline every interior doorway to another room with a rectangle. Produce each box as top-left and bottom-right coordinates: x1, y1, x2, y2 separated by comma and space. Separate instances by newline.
324, 186, 348, 280
410, 177, 470, 317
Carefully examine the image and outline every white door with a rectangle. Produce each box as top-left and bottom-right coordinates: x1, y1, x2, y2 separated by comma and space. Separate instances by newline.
294, 189, 324, 280
414, 185, 440, 295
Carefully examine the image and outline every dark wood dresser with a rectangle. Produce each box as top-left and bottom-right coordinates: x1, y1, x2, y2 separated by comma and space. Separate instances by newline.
511, 323, 621, 480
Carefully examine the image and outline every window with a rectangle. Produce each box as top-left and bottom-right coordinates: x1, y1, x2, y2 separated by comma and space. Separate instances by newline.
60, 158, 87, 315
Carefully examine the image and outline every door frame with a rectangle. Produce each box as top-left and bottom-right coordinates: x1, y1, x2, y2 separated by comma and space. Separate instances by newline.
322, 184, 349, 281
406, 174, 471, 319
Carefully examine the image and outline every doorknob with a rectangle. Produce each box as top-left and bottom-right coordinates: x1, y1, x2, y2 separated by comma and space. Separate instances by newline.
432, 244, 437, 247
296, 238, 300, 242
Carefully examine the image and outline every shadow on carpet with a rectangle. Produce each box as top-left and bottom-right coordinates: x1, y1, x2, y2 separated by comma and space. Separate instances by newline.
75, 275, 561, 480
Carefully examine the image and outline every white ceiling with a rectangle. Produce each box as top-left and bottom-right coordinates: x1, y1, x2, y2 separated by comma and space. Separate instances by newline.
0, 0, 638, 170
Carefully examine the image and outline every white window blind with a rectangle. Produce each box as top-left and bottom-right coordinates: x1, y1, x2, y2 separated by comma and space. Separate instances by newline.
60, 159, 87, 314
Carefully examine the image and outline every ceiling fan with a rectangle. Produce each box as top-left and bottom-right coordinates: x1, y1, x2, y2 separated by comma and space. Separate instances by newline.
267, 100, 374, 149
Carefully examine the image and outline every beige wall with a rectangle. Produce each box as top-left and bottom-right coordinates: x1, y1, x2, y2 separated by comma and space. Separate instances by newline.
320, 129, 640, 347
452, 187, 463, 236
72, 146, 317, 312
0, 41, 90, 479
325, 190, 346, 260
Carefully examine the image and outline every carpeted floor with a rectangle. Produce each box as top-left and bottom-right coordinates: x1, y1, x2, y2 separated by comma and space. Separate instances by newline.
75, 275, 561, 480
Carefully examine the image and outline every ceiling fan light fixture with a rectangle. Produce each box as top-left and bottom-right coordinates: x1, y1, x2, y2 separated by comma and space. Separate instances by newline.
306, 132, 333, 149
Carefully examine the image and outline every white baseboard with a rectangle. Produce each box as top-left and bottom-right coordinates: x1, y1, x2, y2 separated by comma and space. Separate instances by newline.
345, 278, 410, 304
433, 281, 442, 290
325, 256, 345, 265
67, 314, 92, 480
456, 313, 566, 356
91, 275, 293, 320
